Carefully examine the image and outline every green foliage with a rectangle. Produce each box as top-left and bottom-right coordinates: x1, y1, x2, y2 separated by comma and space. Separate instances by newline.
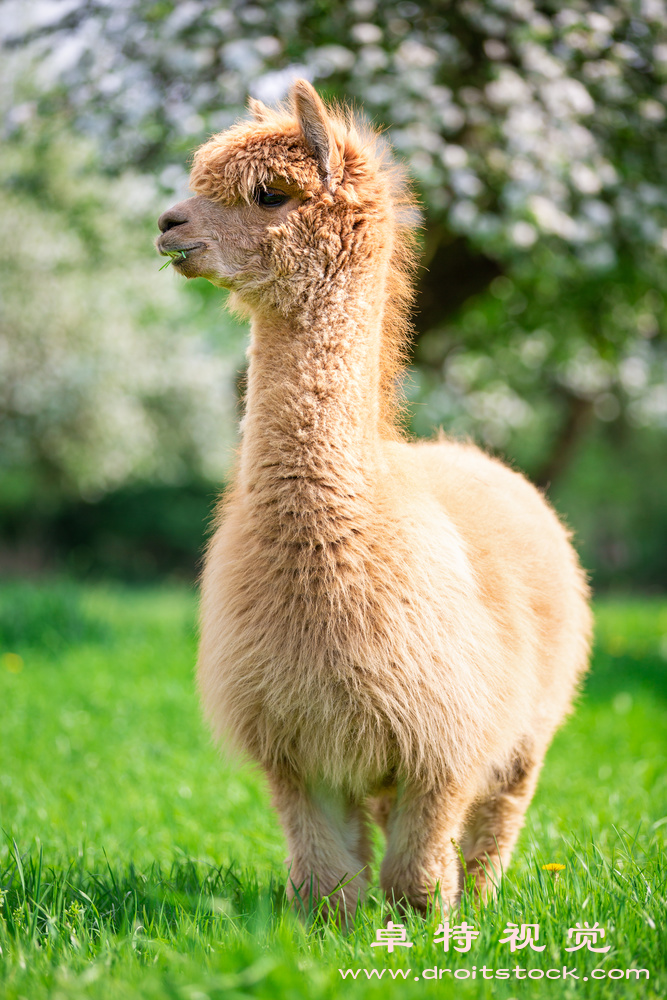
552, 424, 667, 589
0, 482, 217, 580
0, 124, 243, 500
0, 582, 665, 998
410, 259, 666, 462
1, 1, 666, 584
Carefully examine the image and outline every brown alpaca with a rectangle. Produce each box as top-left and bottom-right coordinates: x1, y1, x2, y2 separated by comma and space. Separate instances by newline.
157, 80, 592, 917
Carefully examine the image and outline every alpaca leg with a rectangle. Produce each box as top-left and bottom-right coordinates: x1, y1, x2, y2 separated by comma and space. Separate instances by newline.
461, 755, 542, 900
367, 787, 397, 835
268, 769, 372, 919
379, 782, 470, 914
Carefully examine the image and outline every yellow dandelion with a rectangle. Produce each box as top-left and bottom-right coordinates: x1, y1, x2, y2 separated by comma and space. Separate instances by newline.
542, 862, 566, 882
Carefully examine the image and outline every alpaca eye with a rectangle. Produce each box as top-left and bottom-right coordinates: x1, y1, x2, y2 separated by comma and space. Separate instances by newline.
256, 188, 289, 208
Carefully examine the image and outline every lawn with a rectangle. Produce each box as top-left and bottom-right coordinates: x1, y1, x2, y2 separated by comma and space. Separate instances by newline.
0, 581, 665, 999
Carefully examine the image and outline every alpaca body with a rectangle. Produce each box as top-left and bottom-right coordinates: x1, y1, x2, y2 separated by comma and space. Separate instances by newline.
199, 434, 589, 802
157, 80, 592, 914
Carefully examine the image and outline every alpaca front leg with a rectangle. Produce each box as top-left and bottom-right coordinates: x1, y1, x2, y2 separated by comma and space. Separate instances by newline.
380, 781, 469, 914
268, 769, 372, 919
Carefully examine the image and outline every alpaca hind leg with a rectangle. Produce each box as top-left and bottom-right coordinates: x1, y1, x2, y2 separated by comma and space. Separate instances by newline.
268, 769, 372, 920
379, 781, 471, 914
367, 787, 397, 836
461, 755, 542, 900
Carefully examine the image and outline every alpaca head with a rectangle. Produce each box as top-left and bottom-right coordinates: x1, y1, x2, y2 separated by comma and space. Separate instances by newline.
156, 80, 417, 319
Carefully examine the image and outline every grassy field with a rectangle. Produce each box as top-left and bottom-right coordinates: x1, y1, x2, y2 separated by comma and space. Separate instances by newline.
0, 580, 665, 999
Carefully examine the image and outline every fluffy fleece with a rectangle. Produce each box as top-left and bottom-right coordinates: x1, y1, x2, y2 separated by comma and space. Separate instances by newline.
156, 79, 592, 917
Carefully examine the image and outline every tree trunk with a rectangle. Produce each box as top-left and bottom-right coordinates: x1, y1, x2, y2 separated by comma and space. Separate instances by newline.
534, 392, 594, 490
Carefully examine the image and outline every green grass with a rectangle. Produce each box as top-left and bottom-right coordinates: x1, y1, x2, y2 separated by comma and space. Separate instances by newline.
159, 249, 188, 270
0, 581, 665, 999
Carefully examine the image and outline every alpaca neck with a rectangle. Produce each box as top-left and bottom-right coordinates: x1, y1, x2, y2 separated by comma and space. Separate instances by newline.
238, 280, 385, 537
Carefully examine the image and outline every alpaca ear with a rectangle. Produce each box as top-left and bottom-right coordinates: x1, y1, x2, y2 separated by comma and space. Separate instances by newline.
291, 79, 342, 189
248, 96, 272, 122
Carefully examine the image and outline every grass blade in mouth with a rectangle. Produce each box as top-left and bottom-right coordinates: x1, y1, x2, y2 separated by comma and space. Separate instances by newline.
159, 249, 188, 271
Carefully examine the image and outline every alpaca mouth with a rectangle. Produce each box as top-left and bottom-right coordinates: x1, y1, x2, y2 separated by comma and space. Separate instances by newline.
156, 242, 204, 269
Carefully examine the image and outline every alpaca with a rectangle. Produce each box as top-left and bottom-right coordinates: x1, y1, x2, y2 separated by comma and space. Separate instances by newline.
156, 80, 592, 917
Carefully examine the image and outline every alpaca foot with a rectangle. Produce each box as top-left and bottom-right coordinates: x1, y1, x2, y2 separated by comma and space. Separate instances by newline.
269, 769, 373, 923
460, 750, 543, 902
378, 781, 473, 915
380, 852, 463, 916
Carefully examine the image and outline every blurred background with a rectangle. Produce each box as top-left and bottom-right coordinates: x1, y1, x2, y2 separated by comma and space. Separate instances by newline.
1, 0, 666, 591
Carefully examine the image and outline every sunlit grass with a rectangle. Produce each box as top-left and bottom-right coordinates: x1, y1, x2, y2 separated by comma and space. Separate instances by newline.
0, 581, 665, 998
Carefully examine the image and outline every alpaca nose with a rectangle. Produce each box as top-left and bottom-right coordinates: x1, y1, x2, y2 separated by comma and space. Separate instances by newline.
158, 206, 190, 232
